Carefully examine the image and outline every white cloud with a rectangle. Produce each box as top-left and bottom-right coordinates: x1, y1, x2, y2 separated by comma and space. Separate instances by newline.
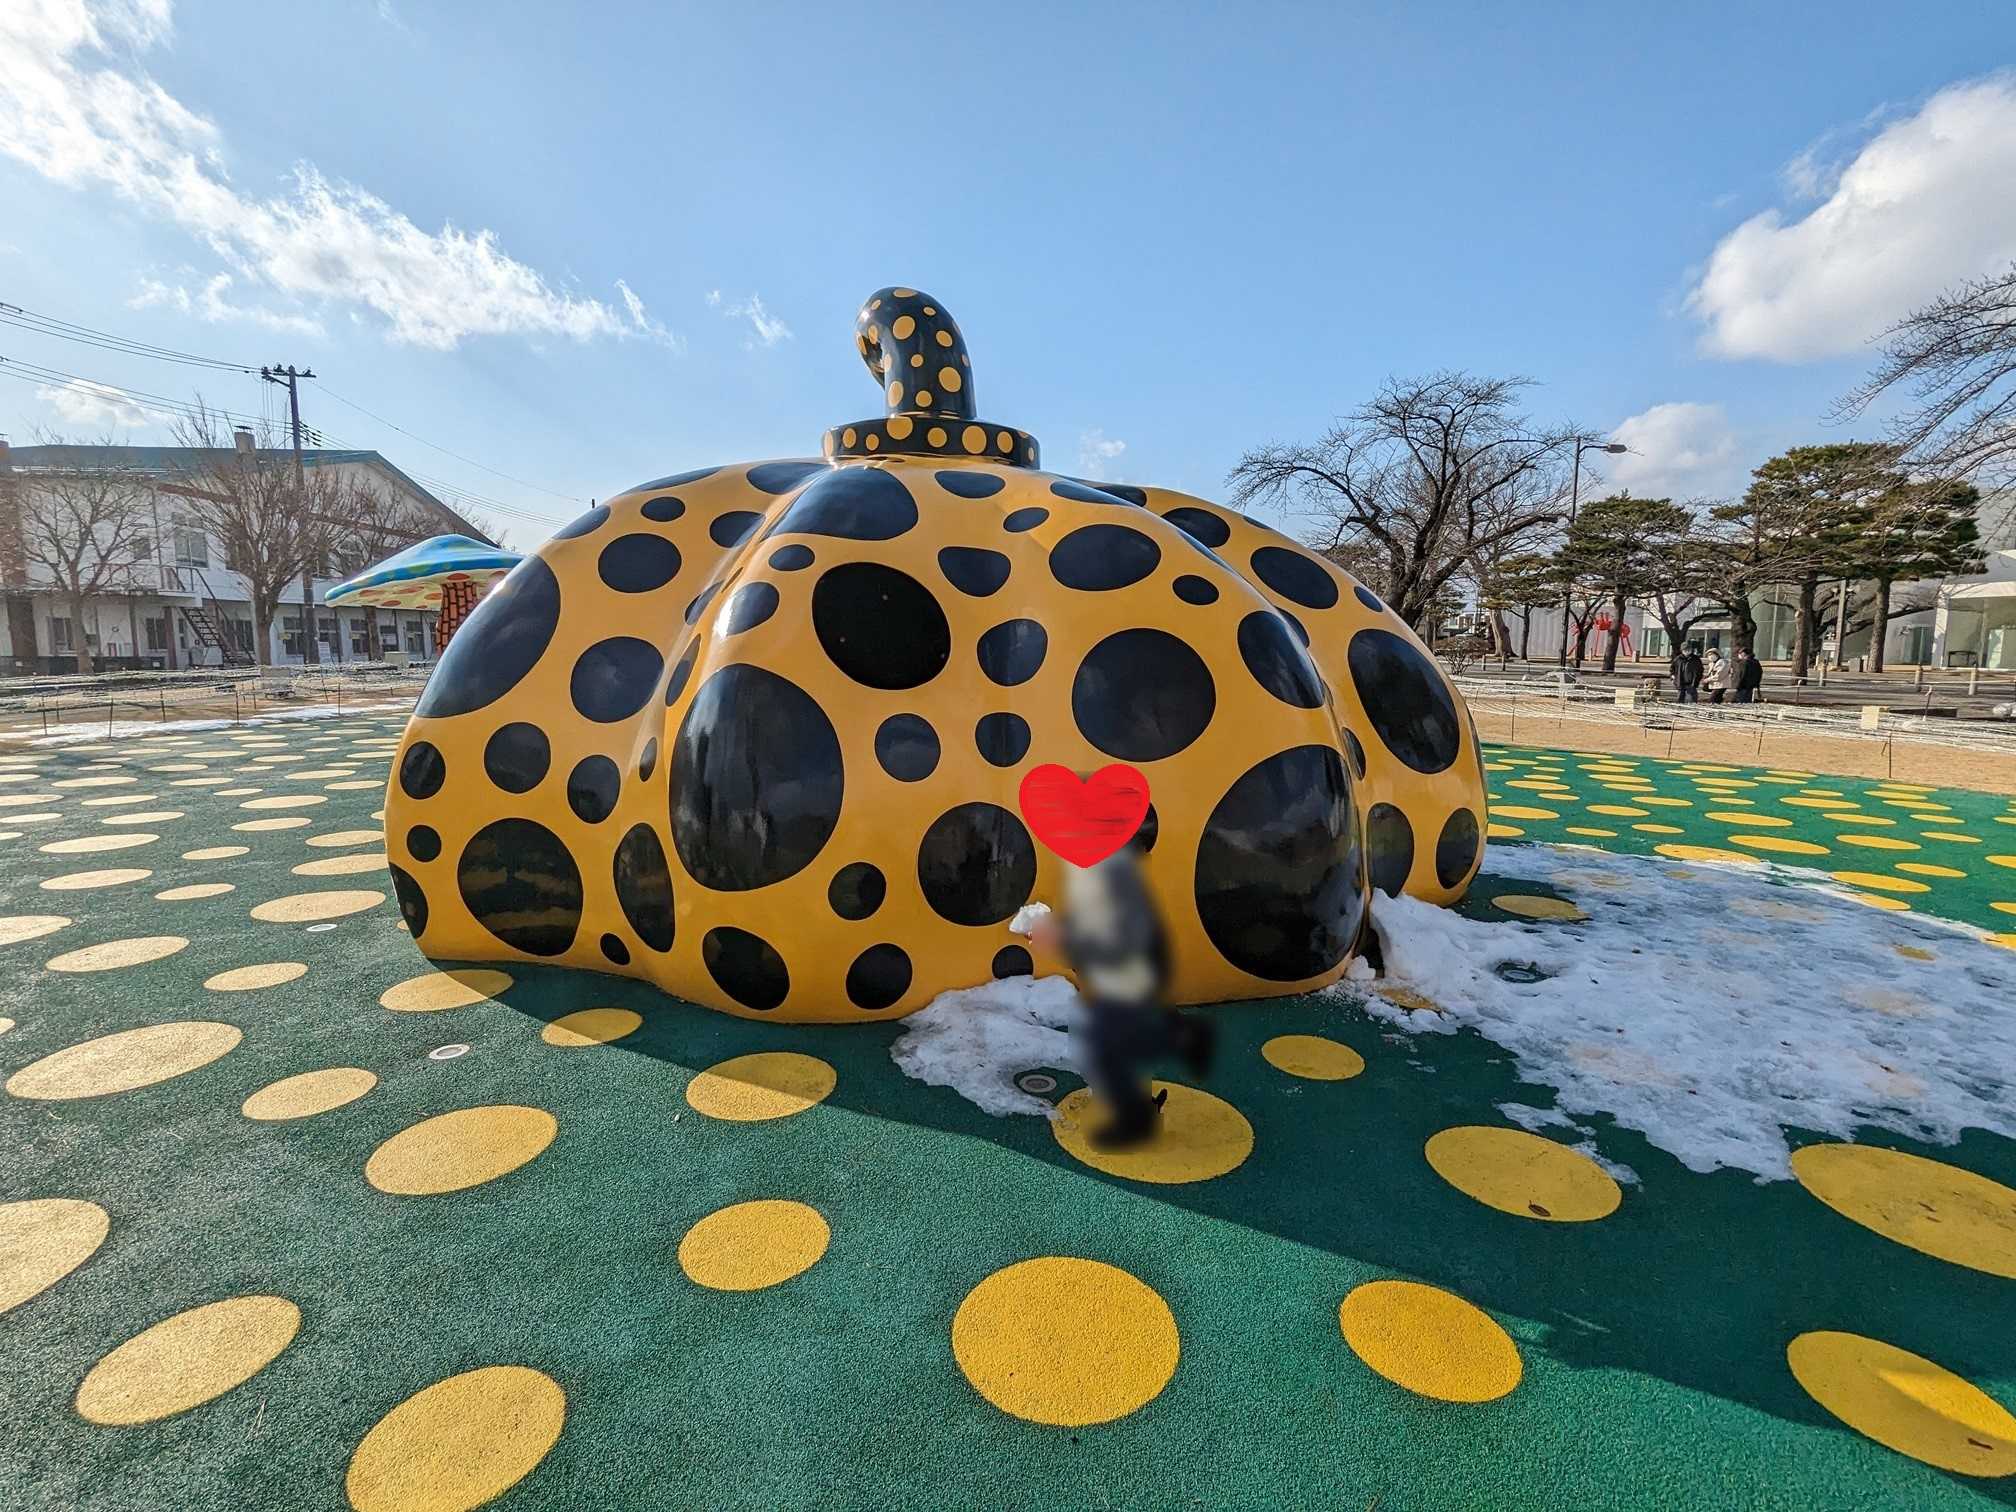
129, 271, 324, 336
1599, 402, 1747, 500
709, 290, 791, 350
1688, 73, 2016, 362
35, 376, 164, 429
1076, 428, 1127, 480
0, 1, 674, 351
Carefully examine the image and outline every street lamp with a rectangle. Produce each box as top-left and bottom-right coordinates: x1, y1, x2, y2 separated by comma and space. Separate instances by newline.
1557, 437, 1630, 668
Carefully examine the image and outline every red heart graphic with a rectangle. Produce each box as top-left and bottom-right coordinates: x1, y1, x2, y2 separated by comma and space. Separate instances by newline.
1017, 763, 1152, 868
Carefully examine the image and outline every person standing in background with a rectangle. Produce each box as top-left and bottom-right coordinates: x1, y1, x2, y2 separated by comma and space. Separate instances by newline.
1733, 648, 1764, 704
1702, 647, 1729, 704
1674, 644, 1703, 703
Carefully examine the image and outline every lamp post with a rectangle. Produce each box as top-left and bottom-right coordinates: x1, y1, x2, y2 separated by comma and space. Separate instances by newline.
1556, 437, 1629, 667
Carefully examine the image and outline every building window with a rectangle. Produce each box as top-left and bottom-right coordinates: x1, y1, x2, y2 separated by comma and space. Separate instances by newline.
173, 523, 209, 569
50, 616, 73, 652
282, 614, 303, 658
349, 619, 369, 655
144, 616, 167, 652
317, 614, 337, 649
405, 622, 424, 654
230, 620, 254, 655
380, 620, 400, 651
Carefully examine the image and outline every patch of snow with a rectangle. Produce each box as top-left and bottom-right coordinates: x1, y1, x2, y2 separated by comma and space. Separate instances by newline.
1008, 902, 1052, 936
28, 700, 411, 745
890, 975, 1083, 1117
1360, 845, 2016, 1181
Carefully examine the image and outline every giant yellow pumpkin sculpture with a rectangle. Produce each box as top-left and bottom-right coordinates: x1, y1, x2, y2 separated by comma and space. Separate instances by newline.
382, 288, 1487, 1021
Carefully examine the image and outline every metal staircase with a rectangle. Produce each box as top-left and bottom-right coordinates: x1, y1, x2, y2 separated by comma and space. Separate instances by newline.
177, 570, 254, 667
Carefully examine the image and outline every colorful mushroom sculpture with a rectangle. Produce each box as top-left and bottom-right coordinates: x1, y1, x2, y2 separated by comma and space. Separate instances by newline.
381, 288, 1489, 1022
324, 534, 525, 652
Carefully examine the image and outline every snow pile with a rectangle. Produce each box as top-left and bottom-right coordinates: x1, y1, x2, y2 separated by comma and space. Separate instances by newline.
890, 975, 1083, 1117
1364, 845, 2016, 1181
28, 700, 412, 745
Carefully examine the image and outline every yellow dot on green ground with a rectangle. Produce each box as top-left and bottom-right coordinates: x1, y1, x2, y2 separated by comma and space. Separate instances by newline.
1708, 810, 1789, 827
1731, 835, 1832, 856
1339, 1279, 1522, 1403
379, 968, 513, 1012
346, 1365, 566, 1512
1783, 796, 1855, 809
206, 962, 307, 992
1655, 844, 1759, 864
250, 889, 384, 922
1895, 862, 1965, 878
0, 914, 72, 944
38, 832, 157, 855
1491, 805, 1558, 820
45, 935, 189, 973
365, 1105, 557, 1195
1787, 1331, 2016, 1477
1492, 894, 1587, 922
1830, 871, 1929, 895
1565, 826, 1617, 838
304, 829, 381, 848
183, 846, 249, 860
1844, 890, 1913, 911
1634, 823, 1686, 835
686, 1052, 836, 1122
243, 1068, 377, 1121
6, 1021, 240, 1100
1924, 832, 1979, 844
1261, 1034, 1365, 1080
40, 868, 150, 891
1486, 823, 1524, 838
678, 1200, 830, 1290
1587, 804, 1648, 817
1637, 795, 1692, 807
1994, 902, 2016, 917
156, 882, 234, 901
1791, 1144, 2016, 1279
0, 1198, 110, 1315
1990, 855, 2016, 870
240, 794, 326, 810
291, 851, 388, 877
541, 1008, 642, 1047
1837, 833, 1919, 851
1052, 1082, 1254, 1184
1425, 1126, 1621, 1221
233, 817, 310, 832
75, 1295, 300, 1425
952, 1257, 1179, 1426
1823, 811, 1894, 826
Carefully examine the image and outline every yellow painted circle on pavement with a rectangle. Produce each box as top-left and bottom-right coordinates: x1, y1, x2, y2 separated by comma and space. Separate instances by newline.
1339, 1280, 1522, 1403
1709, 811, 1789, 827
184, 846, 249, 860
1425, 1126, 1621, 1221
1830, 871, 1929, 895
678, 1200, 830, 1290
1052, 1082, 1254, 1184
379, 968, 513, 1012
1654, 844, 1757, 864
346, 1366, 566, 1512
1261, 1034, 1365, 1080
46, 935, 188, 972
0, 914, 72, 944
685, 1052, 836, 1122
1492, 894, 1587, 922
76, 1296, 300, 1425
40, 868, 150, 891
365, 1105, 557, 1195
291, 852, 387, 877
243, 1068, 378, 1121
250, 889, 384, 922
1787, 1331, 2016, 1477
1896, 862, 1964, 878
206, 962, 307, 992
1486, 823, 1524, 838
39, 833, 157, 855
6, 1021, 240, 1099
156, 883, 234, 900
952, 1257, 1179, 1426
233, 817, 310, 832
1586, 804, 1648, 817
239, 794, 326, 810
1490, 806, 1558, 820
1791, 1144, 2016, 1279
540, 1008, 642, 1047
305, 829, 382, 848
1731, 835, 1830, 856
0, 1198, 110, 1315
1838, 834, 1919, 851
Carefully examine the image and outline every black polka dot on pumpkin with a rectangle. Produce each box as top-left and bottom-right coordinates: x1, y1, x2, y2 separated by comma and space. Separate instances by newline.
937, 470, 1005, 499
1132, 804, 1159, 854
641, 495, 686, 523
1278, 608, 1311, 646
976, 618, 1047, 685
389, 864, 428, 937
613, 822, 674, 951
684, 580, 723, 625
1049, 523, 1161, 591
1346, 628, 1461, 774
1051, 479, 1131, 505
1353, 584, 1384, 613
566, 755, 620, 823
724, 581, 779, 635
552, 504, 609, 540
772, 467, 918, 540
399, 741, 446, 799
1002, 507, 1049, 532
1342, 728, 1368, 780
1436, 809, 1481, 889
708, 511, 762, 548
664, 645, 698, 706
938, 546, 1011, 597
406, 825, 442, 862
1173, 574, 1218, 605
416, 558, 560, 719
812, 562, 949, 689
991, 945, 1032, 979
828, 861, 886, 920
845, 943, 912, 1010
570, 637, 664, 724
746, 460, 826, 495
917, 802, 1036, 926
769, 544, 814, 571
1161, 506, 1231, 547
702, 927, 789, 1011
1071, 628, 1216, 761
457, 817, 583, 957
1250, 545, 1339, 609
671, 664, 843, 891
632, 466, 719, 492
638, 737, 658, 782
1238, 611, 1324, 709
1195, 745, 1364, 981
1081, 480, 1148, 506
875, 714, 940, 782
1366, 803, 1414, 896
482, 722, 548, 794
597, 534, 681, 593
599, 933, 630, 966
974, 712, 1031, 767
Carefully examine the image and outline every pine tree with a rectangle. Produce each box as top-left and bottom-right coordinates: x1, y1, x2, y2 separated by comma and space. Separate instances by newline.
1849, 478, 1983, 671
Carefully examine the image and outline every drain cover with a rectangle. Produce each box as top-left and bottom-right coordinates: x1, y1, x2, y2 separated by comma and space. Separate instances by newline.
1017, 1072, 1057, 1095
1495, 960, 1549, 984
429, 1044, 470, 1061
304, 922, 338, 933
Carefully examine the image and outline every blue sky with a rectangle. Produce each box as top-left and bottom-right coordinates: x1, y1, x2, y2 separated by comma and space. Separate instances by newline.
3, 1, 2014, 545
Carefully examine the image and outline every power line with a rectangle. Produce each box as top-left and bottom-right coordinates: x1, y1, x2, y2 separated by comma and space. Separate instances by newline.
308, 379, 582, 502
0, 301, 258, 373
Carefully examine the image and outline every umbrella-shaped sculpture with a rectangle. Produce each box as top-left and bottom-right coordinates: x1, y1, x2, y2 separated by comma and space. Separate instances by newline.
324, 534, 523, 653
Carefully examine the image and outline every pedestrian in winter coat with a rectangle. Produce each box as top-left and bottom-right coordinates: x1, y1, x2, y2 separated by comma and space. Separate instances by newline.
1674, 646, 1703, 703
1701, 649, 1729, 704
1733, 649, 1764, 704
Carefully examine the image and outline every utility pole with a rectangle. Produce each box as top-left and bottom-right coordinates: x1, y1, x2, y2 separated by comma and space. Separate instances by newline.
262, 363, 319, 665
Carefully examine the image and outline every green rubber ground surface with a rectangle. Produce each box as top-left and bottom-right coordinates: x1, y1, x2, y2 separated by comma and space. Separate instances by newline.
2, 720, 2013, 1510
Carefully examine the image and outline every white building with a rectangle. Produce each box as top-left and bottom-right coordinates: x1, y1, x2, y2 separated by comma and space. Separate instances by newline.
0, 439, 493, 674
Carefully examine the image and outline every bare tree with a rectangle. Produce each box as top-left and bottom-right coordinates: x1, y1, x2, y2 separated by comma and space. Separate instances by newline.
1228, 373, 1574, 630
18, 431, 156, 674
1838, 263, 2016, 484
